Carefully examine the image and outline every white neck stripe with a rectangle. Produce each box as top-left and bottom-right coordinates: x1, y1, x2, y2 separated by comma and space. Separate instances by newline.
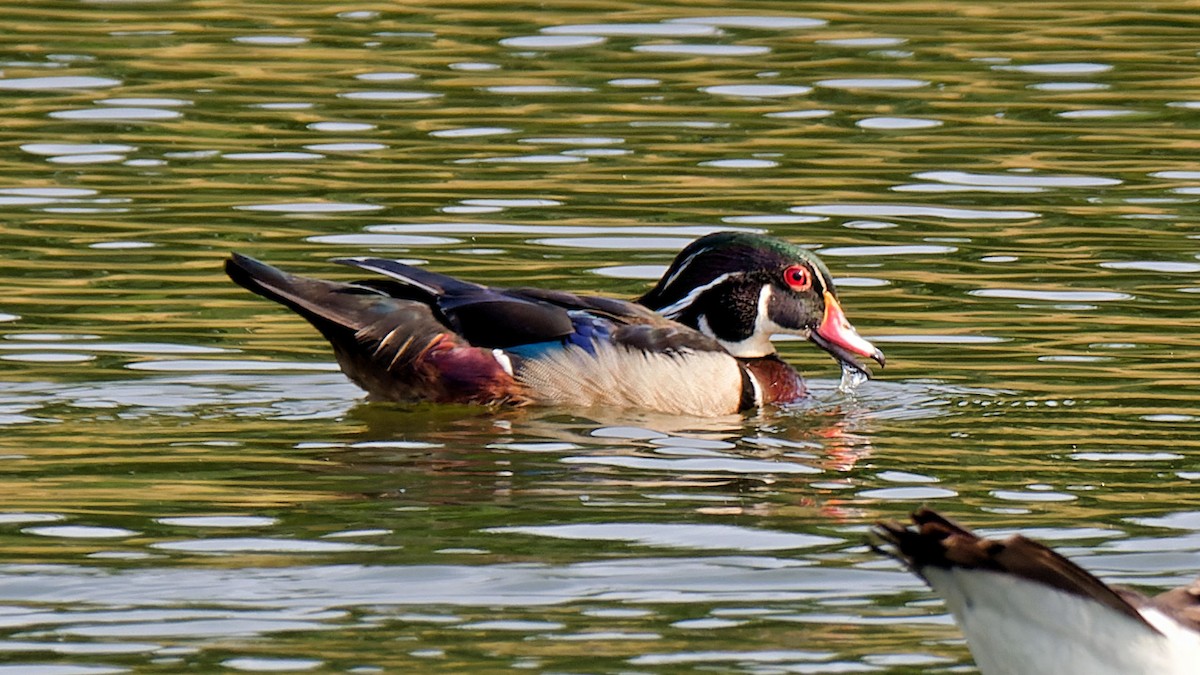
703, 285, 778, 358
657, 272, 736, 319
658, 247, 707, 291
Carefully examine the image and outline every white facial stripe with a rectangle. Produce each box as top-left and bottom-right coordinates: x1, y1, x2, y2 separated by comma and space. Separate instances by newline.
810, 267, 827, 295
656, 271, 735, 319
658, 244, 716, 291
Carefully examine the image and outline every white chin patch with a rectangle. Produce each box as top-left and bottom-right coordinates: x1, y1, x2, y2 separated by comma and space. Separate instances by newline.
698, 285, 780, 358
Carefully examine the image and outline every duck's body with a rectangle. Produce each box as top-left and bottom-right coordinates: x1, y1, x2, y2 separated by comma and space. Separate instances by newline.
875, 509, 1200, 675
225, 232, 882, 416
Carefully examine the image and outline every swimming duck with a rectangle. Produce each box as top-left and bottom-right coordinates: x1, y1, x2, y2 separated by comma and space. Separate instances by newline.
875, 508, 1200, 675
225, 231, 883, 416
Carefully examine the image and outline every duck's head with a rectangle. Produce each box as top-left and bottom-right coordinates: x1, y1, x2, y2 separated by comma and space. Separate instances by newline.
640, 232, 884, 377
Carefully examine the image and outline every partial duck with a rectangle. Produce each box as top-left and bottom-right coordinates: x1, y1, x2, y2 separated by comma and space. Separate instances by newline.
225, 231, 883, 416
874, 508, 1200, 675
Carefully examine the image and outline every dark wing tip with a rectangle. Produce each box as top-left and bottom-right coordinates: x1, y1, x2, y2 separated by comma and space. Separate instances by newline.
225, 251, 256, 273
871, 508, 976, 571
873, 508, 1156, 631
225, 252, 283, 294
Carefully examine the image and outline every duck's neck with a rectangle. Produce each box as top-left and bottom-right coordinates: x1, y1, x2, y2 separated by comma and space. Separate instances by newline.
742, 355, 806, 405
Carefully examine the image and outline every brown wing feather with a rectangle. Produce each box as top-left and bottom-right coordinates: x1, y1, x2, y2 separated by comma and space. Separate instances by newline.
874, 508, 1154, 631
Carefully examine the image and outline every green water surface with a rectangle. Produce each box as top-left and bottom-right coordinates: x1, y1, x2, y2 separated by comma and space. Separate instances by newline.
0, 1, 1198, 672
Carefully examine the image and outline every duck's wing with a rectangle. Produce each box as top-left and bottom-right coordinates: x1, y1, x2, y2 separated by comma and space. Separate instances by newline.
876, 508, 1148, 625
874, 508, 1200, 675
337, 258, 734, 357
509, 286, 732, 355
335, 257, 577, 349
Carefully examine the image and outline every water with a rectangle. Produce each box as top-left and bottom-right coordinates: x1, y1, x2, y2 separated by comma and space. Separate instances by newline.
0, 1, 1198, 671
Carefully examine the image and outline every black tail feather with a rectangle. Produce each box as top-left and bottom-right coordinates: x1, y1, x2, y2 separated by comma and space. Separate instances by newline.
333, 257, 484, 298
227, 253, 388, 329
225, 253, 459, 400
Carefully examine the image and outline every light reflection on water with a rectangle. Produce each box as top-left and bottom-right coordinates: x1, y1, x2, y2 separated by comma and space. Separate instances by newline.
0, 0, 1198, 672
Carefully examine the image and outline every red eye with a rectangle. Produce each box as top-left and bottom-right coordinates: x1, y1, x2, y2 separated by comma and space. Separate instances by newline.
784, 264, 812, 291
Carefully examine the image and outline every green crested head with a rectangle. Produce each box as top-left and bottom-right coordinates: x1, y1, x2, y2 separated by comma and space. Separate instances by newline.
639, 231, 883, 375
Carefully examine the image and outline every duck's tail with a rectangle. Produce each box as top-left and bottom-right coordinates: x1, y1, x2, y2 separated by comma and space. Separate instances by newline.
225, 253, 517, 404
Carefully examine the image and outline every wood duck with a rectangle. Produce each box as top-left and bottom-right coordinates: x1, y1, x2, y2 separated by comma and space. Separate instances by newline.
875, 509, 1200, 675
225, 232, 883, 416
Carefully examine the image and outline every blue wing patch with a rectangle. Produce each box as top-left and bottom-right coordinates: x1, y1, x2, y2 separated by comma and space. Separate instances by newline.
507, 311, 613, 358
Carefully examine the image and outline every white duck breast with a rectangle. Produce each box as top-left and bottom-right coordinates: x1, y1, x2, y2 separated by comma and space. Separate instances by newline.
515, 341, 746, 416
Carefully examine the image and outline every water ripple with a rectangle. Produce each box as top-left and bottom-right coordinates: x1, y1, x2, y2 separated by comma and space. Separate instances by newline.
818, 37, 907, 48
815, 78, 928, 89
699, 158, 778, 168
303, 142, 387, 152
485, 85, 595, 94
307, 121, 376, 132
222, 152, 323, 161
232, 36, 310, 46
1058, 109, 1137, 119
429, 127, 515, 138
969, 288, 1132, 302
49, 108, 181, 120
702, 84, 812, 97
791, 204, 1038, 220
818, 244, 956, 257
369, 223, 740, 236
913, 170, 1120, 188
561, 455, 821, 474
354, 72, 418, 82
235, 202, 382, 213
488, 523, 839, 551
857, 117, 942, 130
669, 16, 827, 29
224, 657, 323, 672
500, 35, 606, 49
305, 234, 458, 247
634, 45, 771, 56
158, 516, 278, 528
1100, 261, 1200, 273
0, 76, 121, 90
152, 538, 386, 554
995, 62, 1112, 75
541, 23, 720, 37
1029, 82, 1109, 92
97, 97, 191, 107
338, 90, 441, 102
456, 154, 585, 164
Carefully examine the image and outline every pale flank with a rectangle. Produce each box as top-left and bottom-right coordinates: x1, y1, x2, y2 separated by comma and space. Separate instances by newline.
518, 342, 742, 416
